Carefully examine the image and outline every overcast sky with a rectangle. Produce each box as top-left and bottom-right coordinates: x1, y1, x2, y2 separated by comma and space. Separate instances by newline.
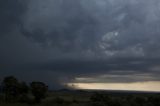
0, 0, 160, 90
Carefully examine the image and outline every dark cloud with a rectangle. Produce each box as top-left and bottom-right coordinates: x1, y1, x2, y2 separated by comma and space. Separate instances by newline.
0, 0, 28, 35
1, 0, 160, 88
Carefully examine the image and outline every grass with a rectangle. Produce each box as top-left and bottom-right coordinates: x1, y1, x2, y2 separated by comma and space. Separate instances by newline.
0, 90, 160, 106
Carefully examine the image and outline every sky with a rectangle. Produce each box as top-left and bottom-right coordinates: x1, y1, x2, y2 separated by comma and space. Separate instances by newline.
0, 0, 160, 91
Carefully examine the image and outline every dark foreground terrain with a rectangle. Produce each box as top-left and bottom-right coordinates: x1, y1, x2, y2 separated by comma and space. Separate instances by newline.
0, 90, 160, 106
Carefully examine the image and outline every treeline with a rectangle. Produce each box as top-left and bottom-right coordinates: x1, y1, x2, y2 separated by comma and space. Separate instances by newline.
0, 76, 48, 103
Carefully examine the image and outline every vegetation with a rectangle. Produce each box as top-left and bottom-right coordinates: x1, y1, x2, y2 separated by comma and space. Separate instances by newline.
0, 76, 48, 104
30, 82, 48, 103
0, 76, 160, 106
2, 76, 20, 102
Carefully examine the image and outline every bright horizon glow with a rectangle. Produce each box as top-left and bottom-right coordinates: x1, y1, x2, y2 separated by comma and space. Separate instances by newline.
67, 81, 160, 92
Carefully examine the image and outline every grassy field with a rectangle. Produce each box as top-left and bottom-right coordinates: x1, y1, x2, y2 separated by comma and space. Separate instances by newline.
0, 90, 160, 106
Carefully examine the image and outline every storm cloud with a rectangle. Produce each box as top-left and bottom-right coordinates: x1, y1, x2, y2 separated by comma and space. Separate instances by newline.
1, 0, 160, 88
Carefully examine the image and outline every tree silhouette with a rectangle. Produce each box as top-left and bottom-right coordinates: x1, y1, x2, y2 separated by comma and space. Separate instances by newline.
2, 76, 20, 102
30, 82, 48, 103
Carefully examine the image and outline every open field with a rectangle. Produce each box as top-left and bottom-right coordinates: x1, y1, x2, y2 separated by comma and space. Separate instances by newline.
0, 90, 160, 106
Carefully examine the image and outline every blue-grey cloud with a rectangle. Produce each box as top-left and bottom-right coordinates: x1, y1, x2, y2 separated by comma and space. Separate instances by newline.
1, 0, 160, 88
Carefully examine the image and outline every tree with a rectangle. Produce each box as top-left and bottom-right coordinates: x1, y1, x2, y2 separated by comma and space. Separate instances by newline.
2, 76, 20, 102
30, 82, 48, 103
